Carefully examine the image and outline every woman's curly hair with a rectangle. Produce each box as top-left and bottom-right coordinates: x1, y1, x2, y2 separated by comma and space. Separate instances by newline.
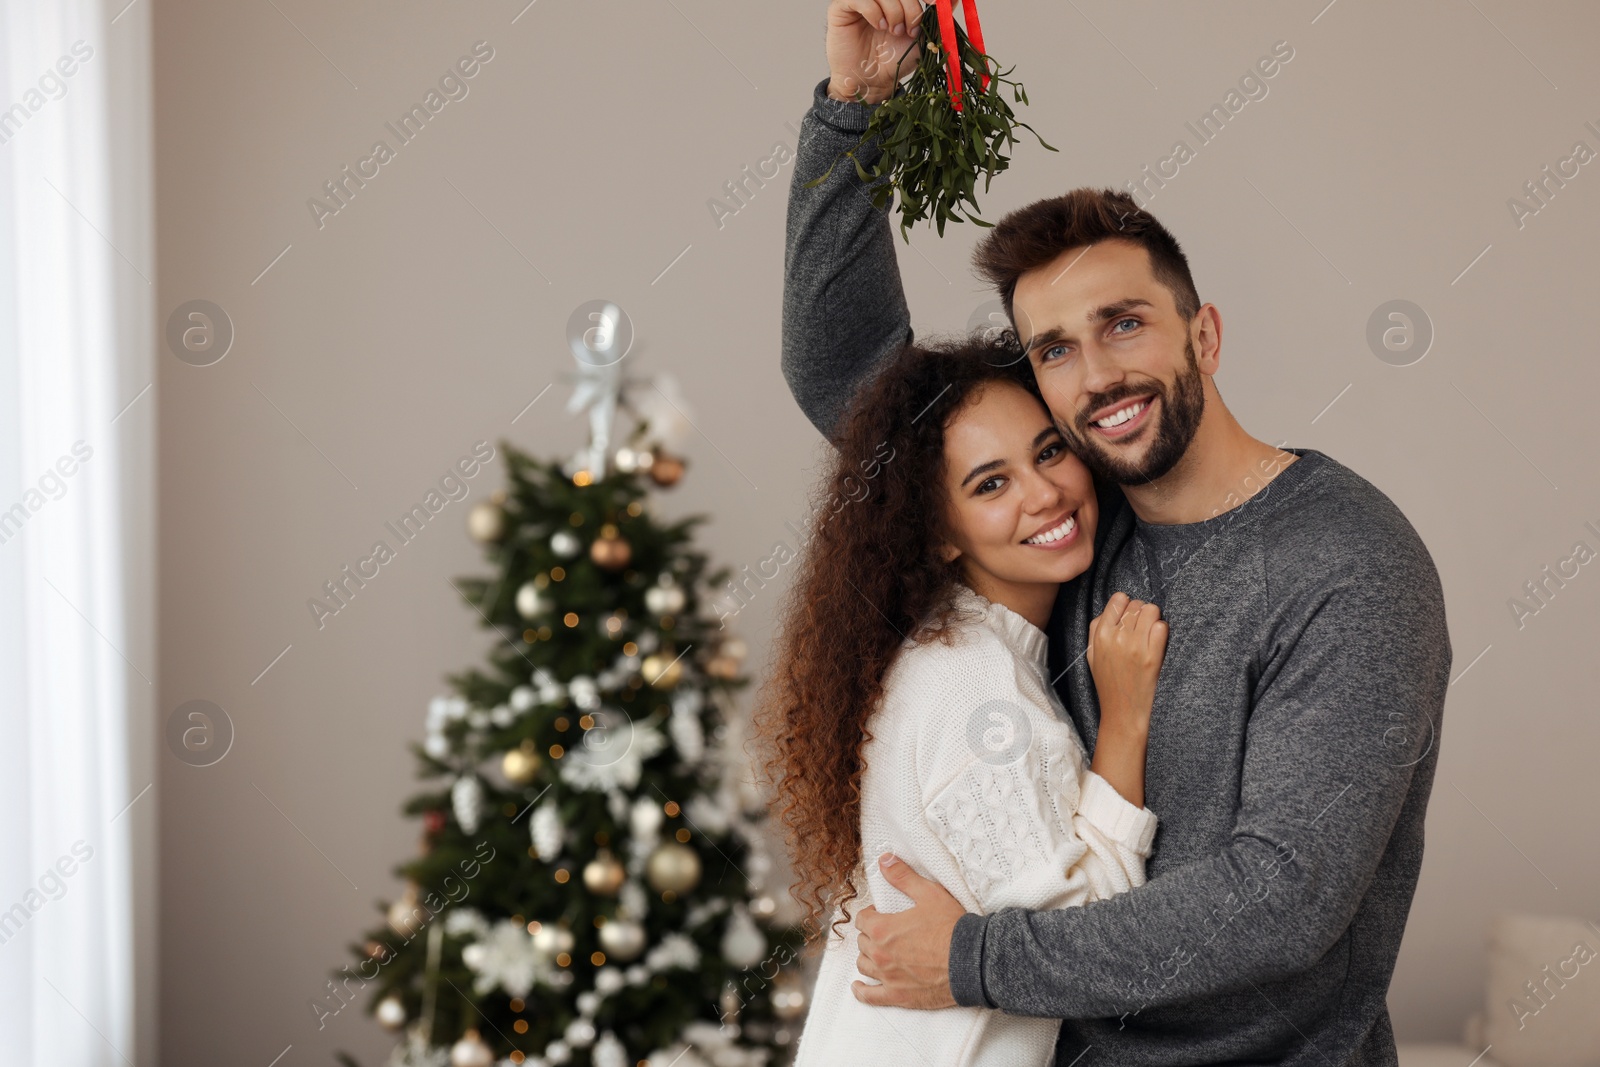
751, 334, 1044, 945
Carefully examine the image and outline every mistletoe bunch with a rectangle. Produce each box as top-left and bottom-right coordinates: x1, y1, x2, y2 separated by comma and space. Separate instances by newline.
808, 1, 1057, 242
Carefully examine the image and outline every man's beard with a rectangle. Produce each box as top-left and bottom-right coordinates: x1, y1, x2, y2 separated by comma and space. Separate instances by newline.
1057, 338, 1206, 486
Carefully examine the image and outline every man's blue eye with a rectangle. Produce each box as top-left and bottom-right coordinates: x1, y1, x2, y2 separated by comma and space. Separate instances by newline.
1113, 318, 1139, 333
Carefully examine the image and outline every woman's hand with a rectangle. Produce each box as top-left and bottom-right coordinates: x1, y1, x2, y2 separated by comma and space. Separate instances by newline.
825, 0, 926, 105
1085, 593, 1167, 807
1086, 592, 1168, 726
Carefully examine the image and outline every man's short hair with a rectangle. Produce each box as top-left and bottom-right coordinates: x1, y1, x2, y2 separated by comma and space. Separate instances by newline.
972, 187, 1202, 334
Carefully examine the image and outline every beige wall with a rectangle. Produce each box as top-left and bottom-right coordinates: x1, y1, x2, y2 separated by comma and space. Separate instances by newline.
154, 0, 1600, 1061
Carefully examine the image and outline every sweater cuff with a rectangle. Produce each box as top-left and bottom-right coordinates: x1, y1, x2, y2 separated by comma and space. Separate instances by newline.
948, 911, 995, 1008
809, 75, 881, 136
1077, 770, 1159, 857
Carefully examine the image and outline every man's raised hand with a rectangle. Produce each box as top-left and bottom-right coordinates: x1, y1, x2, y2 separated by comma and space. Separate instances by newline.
825, 0, 926, 105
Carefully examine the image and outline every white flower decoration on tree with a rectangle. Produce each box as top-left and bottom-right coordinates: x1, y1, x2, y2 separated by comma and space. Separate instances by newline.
559, 712, 666, 793
462, 918, 553, 998
444, 907, 490, 939
567, 676, 601, 711
644, 932, 700, 973
685, 791, 730, 837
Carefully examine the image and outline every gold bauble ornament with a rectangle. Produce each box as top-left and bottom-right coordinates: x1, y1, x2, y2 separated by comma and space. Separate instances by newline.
597, 917, 646, 961
706, 655, 739, 680
501, 742, 541, 786
386, 887, 431, 938
589, 524, 632, 571
648, 452, 686, 487
467, 501, 506, 543
719, 980, 742, 1025
641, 653, 683, 690
646, 841, 701, 894
582, 849, 626, 897
449, 1028, 494, 1067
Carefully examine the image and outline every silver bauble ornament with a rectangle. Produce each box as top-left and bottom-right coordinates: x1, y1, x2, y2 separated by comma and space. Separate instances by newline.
597, 918, 646, 961
630, 797, 664, 839
375, 994, 406, 1030
564, 1018, 596, 1048
721, 908, 767, 969
550, 530, 581, 558
532, 923, 575, 957
449, 1028, 494, 1067
515, 581, 548, 619
644, 585, 686, 615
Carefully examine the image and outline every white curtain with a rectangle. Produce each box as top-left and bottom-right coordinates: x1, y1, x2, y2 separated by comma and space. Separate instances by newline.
0, 0, 156, 1064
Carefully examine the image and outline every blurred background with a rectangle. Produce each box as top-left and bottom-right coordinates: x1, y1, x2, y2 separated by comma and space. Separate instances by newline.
2, 0, 1597, 1064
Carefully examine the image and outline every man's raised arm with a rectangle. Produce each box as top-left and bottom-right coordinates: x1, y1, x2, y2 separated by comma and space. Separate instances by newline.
782, 1, 925, 443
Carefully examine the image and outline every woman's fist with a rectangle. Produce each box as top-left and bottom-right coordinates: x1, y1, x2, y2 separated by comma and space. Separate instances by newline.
1086, 592, 1168, 726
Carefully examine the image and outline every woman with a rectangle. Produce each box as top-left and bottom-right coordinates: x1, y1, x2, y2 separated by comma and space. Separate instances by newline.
752, 336, 1167, 1066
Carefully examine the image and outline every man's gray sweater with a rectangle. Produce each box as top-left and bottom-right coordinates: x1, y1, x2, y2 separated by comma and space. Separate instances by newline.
781, 77, 1451, 1067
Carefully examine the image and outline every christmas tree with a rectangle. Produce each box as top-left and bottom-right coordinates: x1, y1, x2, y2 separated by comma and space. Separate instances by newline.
330, 306, 809, 1067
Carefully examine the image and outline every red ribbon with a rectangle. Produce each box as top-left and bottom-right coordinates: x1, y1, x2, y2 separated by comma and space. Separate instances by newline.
934, 0, 991, 112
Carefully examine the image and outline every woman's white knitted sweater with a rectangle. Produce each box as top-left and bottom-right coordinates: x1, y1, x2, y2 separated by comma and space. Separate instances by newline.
793, 583, 1159, 1067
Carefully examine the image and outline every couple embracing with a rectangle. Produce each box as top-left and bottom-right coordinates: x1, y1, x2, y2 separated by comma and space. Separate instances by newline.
749, 3, 1451, 1066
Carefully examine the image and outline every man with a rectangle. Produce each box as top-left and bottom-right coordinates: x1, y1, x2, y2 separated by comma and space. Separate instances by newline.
777, 3, 1451, 1065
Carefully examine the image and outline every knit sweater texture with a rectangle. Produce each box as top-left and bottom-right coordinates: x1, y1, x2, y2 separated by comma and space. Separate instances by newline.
780, 75, 1451, 1067
793, 583, 1157, 1067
